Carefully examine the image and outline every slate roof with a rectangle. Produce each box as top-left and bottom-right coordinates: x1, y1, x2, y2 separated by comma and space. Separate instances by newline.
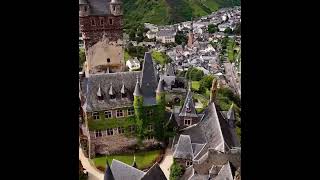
156, 30, 176, 37
180, 166, 194, 180
173, 135, 194, 160
110, 159, 145, 180
213, 162, 233, 180
179, 88, 198, 117
165, 63, 175, 76
84, 0, 111, 16
104, 161, 115, 180
140, 52, 158, 105
80, 71, 141, 112
192, 143, 205, 157
141, 163, 167, 180
218, 110, 240, 149
79, 0, 88, 5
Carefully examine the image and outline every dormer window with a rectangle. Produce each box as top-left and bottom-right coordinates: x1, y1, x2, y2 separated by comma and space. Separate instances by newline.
92, 112, 99, 120
184, 119, 192, 126
186, 160, 193, 167
121, 83, 127, 98
109, 83, 115, 99
146, 110, 153, 117
186, 107, 191, 113
91, 19, 96, 26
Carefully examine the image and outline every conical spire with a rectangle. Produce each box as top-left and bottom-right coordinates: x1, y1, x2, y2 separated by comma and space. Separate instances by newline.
104, 159, 115, 180
132, 154, 137, 168
210, 78, 218, 103
227, 103, 235, 120
133, 75, 142, 96
156, 78, 164, 93
97, 83, 102, 97
179, 86, 197, 117
109, 82, 114, 95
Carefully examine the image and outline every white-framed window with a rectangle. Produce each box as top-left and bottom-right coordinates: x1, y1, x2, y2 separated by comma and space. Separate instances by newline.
128, 108, 134, 116
92, 112, 99, 120
116, 110, 124, 118
184, 119, 192, 126
146, 110, 153, 117
104, 111, 112, 119
118, 127, 125, 134
146, 135, 154, 140
95, 130, 102, 138
106, 128, 113, 136
147, 124, 153, 131
129, 125, 135, 133
186, 160, 193, 166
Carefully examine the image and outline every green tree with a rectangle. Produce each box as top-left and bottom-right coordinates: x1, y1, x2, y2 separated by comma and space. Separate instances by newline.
224, 27, 233, 34
208, 24, 218, 33
186, 67, 204, 81
79, 48, 86, 71
199, 75, 214, 89
175, 31, 188, 45
170, 160, 183, 180
129, 31, 136, 41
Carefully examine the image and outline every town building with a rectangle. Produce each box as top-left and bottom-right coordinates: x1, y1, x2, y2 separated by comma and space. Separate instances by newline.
126, 57, 140, 71
156, 29, 176, 44
79, 52, 166, 158
79, 0, 124, 75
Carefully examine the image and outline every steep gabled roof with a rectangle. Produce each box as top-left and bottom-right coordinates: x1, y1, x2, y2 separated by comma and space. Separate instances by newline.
227, 103, 235, 120
173, 135, 194, 160
141, 163, 167, 180
84, 0, 111, 15
213, 162, 233, 180
110, 159, 145, 180
104, 160, 115, 180
179, 88, 197, 117
140, 52, 157, 105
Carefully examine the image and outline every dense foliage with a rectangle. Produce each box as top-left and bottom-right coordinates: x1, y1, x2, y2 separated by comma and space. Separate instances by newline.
123, 0, 240, 26
79, 48, 86, 71
126, 43, 149, 59
186, 67, 204, 81
175, 31, 188, 45
208, 24, 218, 33
170, 160, 183, 180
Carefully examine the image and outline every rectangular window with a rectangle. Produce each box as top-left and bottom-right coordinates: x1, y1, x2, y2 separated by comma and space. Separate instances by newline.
116, 110, 124, 118
118, 127, 125, 134
100, 18, 104, 26
91, 19, 96, 26
104, 111, 112, 119
106, 128, 113, 136
146, 135, 154, 140
128, 108, 134, 116
184, 119, 192, 126
95, 130, 102, 138
129, 125, 135, 133
109, 18, 113, 25
186, 160, 193, 166
92, 112, 99, 120
147, 124, 153, 131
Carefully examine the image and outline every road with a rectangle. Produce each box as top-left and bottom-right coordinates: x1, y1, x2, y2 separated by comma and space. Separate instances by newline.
159, 148, 173, 179
79, 148, 104, 180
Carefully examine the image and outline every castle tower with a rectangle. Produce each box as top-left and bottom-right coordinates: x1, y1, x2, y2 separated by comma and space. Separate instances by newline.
110, 0, 123, 16
187, 18, 194, 48
79, 0, 90, 17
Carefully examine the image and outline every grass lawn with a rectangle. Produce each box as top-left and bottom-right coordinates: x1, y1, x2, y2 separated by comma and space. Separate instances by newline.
151, 51, 167, 65
93, 150, 161, 170
191, 81, 200, 91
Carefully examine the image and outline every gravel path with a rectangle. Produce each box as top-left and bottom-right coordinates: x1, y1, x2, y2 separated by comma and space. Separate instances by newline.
159, 148, 173, 179
79, 148, 104, 180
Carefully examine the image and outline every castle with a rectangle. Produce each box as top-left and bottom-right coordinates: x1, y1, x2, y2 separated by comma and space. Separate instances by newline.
79, 52, 166, 158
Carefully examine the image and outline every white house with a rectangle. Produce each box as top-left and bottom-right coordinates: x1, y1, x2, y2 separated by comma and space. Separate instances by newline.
146, 30, 156, 39
126, 57, 140, 71
156, 29, 176, 44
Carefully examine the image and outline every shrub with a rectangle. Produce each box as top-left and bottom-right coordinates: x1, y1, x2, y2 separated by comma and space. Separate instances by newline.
170, 160, 183, 180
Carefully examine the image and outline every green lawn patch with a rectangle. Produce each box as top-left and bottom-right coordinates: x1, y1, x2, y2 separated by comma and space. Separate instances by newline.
151, 51, 169, 65
93, 149, 161, 170
191, 81, 200, 91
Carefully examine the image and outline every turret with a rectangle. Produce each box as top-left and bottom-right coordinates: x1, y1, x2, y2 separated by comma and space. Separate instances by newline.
133, 75, 143, 116
110, 0, 123, 16
79, 0, 90, 17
